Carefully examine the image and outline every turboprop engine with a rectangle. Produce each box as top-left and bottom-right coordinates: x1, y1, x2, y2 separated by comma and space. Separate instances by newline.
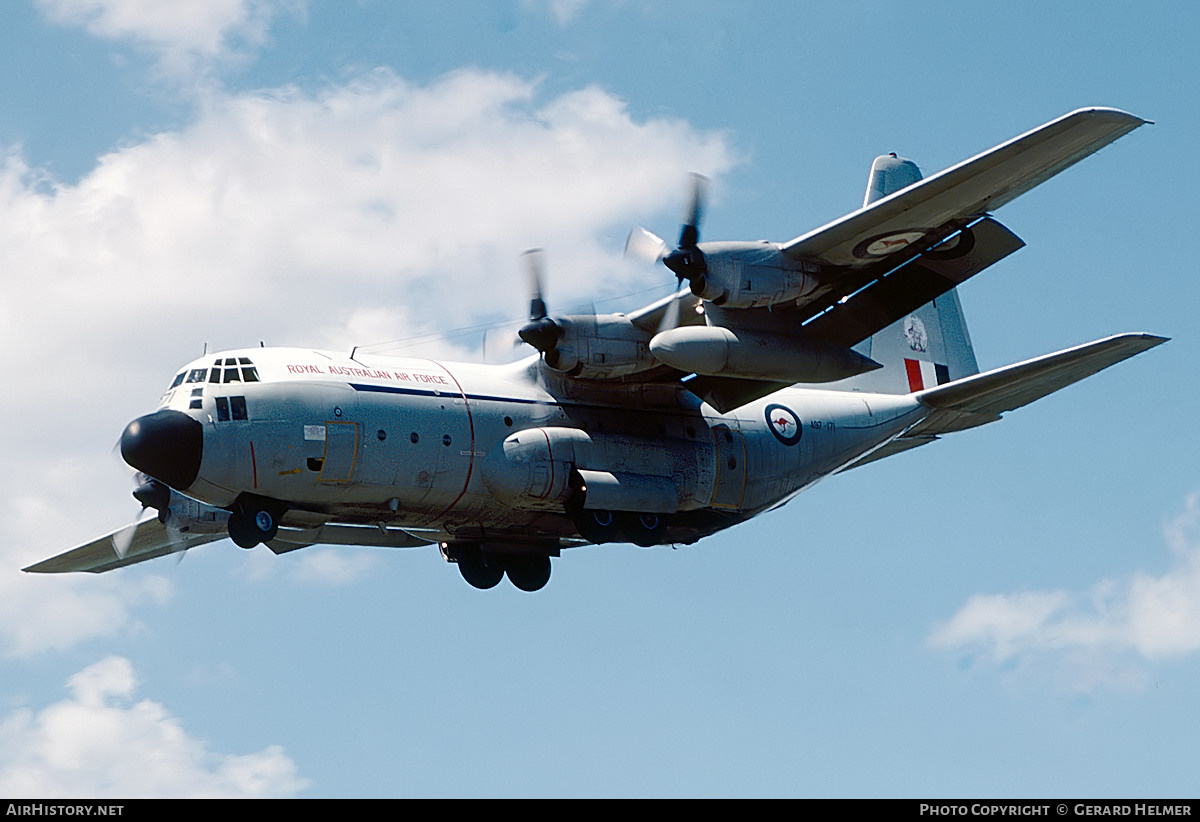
515, 249, 659, 379
683, 242, 822, 309
522, 313, 656, 379
626, 176, 824, 311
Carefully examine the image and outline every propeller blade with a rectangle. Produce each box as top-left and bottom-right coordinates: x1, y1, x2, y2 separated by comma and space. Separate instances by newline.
111, 517, 138, 559
162, 512, 189, 565
624, 227, 668, 264
524, 248, 548, 321
517, 248, 562, 356
677, 173, 708, 249
656, 287, 684, 336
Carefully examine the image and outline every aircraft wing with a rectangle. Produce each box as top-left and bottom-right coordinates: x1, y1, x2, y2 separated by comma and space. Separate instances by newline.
675, 109, 1146, 412
779, 107, 1148, 269
23, 515, 227, 574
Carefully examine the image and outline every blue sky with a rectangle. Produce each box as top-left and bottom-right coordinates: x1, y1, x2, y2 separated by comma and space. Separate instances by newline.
0, 0, 1196, 798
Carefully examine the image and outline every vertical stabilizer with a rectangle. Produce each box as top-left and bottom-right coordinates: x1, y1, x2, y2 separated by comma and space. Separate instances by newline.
841, 291, 980, 394
864, 153, 922, 207
827, 154, 981, 394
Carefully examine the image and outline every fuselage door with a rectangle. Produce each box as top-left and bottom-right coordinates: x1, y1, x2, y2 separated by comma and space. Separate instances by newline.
710, 421, 746, 509
319, 421, 359, 482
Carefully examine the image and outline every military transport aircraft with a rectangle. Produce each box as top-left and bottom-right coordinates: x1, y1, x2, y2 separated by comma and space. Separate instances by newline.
25, 107, 1165, 592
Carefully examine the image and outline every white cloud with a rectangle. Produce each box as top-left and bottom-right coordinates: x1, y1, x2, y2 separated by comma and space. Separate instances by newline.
533, 0, 591, 26
930, 492, 1200, 690
36, 0, 299, 78
0, 68, 734, 655
0, 656, 307, 797
289, 548, 382, 586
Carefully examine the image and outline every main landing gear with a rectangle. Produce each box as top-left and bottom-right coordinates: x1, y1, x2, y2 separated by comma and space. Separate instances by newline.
447, 544, 553, 592
570, 506, 668, 547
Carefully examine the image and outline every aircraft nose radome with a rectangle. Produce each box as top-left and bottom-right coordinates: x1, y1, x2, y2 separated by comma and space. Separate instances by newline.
120, 410, 203, 491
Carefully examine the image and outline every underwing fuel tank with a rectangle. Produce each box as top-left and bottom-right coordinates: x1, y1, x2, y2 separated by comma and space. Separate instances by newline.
649, 326, 882, 383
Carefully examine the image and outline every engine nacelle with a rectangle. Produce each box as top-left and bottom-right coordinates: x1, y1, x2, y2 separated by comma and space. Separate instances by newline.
544, 314, 655, 379
649, 325, 881, 383
134, 474, 230, 534
691, 242, 821, 309
162, 491, 231, 535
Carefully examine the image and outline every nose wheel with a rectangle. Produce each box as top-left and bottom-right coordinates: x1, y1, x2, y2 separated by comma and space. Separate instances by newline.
227, 498, 282, 548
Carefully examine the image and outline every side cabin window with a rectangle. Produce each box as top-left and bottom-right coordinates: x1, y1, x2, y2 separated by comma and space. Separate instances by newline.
215, 396, 249, 422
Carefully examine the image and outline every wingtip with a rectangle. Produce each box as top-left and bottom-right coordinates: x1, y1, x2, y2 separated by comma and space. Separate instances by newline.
1068, 106, 1153, 127
1123, 331, 1170, 343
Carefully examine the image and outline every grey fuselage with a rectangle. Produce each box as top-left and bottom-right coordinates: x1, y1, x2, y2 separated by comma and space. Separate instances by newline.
150, 346, 925, 548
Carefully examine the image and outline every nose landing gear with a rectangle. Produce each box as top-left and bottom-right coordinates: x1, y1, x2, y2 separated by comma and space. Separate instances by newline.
227, 496, 284, 548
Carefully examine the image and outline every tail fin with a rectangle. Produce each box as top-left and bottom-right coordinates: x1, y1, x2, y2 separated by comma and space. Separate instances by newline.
863, 153, 922, 208
833, 155, 981, 394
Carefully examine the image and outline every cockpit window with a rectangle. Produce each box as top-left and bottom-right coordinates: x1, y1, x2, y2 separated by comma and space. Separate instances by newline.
185, 368, 208, 383
209, 357, 260, 384
170, 372, 185, 389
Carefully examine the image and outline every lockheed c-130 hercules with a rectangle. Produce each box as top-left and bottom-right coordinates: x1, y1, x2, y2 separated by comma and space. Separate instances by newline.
26, 107, 1165, 592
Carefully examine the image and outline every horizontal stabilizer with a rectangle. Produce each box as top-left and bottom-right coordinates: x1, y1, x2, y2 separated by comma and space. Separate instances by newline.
916, 332, 1167, 419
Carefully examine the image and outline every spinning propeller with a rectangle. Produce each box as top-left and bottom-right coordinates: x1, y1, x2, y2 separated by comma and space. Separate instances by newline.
625, 173, 710, 295
516, 249, 564, 368
110, 468, 184, 561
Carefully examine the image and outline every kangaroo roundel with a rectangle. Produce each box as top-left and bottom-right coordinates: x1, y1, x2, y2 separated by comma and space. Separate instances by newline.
765, 403, 803, 445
